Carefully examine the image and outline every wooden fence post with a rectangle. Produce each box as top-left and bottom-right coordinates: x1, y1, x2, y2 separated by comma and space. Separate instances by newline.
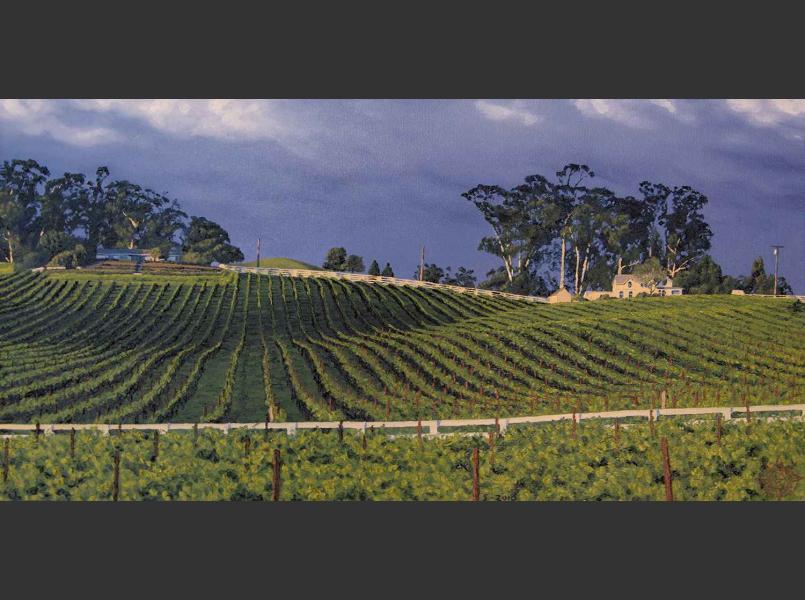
70, 428, 76, 459
417, 420, 423, 445
716, 414, 722, 447
151, 430, 159, 462
112, 449, 121, 502
571, 411, 577, 440
272, 449, 282, 501
193, 423, 199, 447
614, 418, 620, 447
660, 437, 673, 501
2, 438, 9, 483
472, 446, 480, 501
488, 431, 496, 466
338, 421, 344, 443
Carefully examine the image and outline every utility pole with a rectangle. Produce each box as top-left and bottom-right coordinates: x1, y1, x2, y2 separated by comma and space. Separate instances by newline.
256, 237, 261, 269
771, 245, 783, 296
419, 245, 425, 281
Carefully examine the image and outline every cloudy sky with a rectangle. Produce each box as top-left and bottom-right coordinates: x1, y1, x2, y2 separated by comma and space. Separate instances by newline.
1, 99, 803, 291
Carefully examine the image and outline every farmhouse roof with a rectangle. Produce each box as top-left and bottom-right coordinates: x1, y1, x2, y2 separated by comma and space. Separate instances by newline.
612, 274, 634, 285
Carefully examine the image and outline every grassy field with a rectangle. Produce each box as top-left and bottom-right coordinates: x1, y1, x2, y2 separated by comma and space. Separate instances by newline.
0, 269, 803, 425
0, 263, 12, 275
239, 257, 322, 270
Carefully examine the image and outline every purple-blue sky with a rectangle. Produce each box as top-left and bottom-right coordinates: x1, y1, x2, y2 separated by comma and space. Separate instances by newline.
1, 99, 803, 291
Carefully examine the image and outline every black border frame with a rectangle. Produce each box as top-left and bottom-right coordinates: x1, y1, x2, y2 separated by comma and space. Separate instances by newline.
2, 5, 803, 593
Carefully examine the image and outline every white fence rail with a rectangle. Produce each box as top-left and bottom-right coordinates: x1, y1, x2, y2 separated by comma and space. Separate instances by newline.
219, 264, 548, 304
742, 294, 805, 300
2, 404, 802, 437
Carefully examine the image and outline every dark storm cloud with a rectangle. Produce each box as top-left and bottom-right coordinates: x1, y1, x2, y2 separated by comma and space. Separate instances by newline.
0, 99, 802, 291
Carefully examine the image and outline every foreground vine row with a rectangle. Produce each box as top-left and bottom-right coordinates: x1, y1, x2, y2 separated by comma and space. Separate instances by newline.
1, 418, 802, 500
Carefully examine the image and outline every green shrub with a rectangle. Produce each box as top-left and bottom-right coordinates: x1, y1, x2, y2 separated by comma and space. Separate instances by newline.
48, 250, 77, 269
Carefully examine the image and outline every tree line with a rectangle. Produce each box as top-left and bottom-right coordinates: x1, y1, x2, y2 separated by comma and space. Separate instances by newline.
461, 164, 796, 296
0, 158, 243, 270
321, 246, 479, 288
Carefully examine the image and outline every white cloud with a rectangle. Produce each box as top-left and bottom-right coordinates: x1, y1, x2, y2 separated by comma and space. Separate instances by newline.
73, 99, 292, 141
648, 99, 677, 114
0, 99, 121, 146
0, 99, 308, 149
475, 100, 541, 126
725, 99, 805, 126
572, 99, 680, 128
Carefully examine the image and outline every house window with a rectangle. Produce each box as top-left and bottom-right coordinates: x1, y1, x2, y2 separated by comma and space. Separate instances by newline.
619, 291, 624, 298
628, 291, 633, 298
661, 290, 665, 297
627, 281, 632, 288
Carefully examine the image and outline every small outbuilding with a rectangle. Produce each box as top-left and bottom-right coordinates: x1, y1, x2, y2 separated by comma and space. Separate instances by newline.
548, 288, 574, 304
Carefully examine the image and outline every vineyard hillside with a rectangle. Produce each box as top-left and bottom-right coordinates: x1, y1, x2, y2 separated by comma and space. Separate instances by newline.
0, 269, 803, 424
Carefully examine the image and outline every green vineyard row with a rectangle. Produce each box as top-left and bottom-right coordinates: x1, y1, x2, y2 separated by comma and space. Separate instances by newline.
0, 269, 803, 424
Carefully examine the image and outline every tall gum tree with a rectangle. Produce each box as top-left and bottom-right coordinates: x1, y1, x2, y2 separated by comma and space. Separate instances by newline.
553, 164, 594, 291
461, 175, 557, 290
638, 182, 713, 279
0, 159, 50, 264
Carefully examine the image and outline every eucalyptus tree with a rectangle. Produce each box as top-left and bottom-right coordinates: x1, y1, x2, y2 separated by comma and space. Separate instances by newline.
638, 182, 713, 278
462, 173, 557, 290
552, 164, 595, 290
0, 159, 50, 264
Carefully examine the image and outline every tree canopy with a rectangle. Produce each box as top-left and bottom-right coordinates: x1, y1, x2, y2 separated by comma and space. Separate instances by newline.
0, 158, 241, 270
322, 247, 364, 273
461, 163, 715, 295
414, 263, 476, 287
182, 216, 244, 265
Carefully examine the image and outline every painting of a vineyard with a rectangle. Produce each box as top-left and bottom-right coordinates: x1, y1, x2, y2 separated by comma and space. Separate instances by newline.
1, 99, 803, 501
